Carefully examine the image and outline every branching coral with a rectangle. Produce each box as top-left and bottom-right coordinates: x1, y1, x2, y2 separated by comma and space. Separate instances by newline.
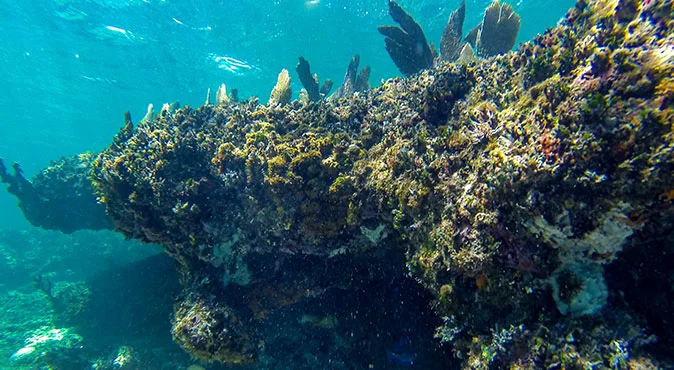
268, 69, 292, 106
330, 55, 371, 100
467, 0, 521, 58
295, 56, 333, 102
378, 0, 435, 76
439, 0, 466, 62
380, 0, 521, 75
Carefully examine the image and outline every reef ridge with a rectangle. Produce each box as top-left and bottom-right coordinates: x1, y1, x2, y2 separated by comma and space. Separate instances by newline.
2, 0, 674, 368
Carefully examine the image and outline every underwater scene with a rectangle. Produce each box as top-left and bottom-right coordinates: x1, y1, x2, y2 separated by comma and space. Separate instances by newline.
1, 0, 673, 369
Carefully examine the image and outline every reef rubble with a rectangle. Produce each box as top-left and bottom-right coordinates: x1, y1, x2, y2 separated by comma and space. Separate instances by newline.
2, 0, 674, 368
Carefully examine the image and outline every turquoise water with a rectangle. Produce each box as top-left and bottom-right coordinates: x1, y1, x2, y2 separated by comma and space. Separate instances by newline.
0, 0, 573, 229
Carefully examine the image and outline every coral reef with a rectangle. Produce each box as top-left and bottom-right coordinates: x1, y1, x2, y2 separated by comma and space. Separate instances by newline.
171, 291, 256, 364
550, 263, 608, 316
32, 275, 91, 325
0, 155, 112, 233
9, 327, 88, 369
0, 231, 189, 370
439, 0, 467, 62
215, 83, 230, 106
3, 0, 674, 368
329, 54, 371, 100
0, 291, 52, 367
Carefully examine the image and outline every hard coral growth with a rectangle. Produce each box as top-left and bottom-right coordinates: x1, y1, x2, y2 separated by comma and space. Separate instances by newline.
330, 55, 371, 100
4, 0, 674, 368
172, 292, 255, 364
215, 83, 230, 106
439, 0, 466, 62
0, 155, 112, 233
268, 69, 292, 106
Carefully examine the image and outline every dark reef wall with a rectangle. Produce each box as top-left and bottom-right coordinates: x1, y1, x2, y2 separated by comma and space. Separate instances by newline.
3, 0, 674, 368
0, 154, 112, 233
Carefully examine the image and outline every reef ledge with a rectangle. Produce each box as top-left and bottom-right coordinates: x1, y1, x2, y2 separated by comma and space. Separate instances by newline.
3, 0, 674, 368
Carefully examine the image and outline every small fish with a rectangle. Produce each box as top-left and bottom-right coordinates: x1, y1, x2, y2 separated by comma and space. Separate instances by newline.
386, 337, 417, 366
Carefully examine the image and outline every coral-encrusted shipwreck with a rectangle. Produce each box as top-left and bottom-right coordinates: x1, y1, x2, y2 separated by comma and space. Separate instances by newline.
3, 0, 674, 368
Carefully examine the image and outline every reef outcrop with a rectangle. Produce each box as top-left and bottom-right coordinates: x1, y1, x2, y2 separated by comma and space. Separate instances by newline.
3, 0, 674, 368
0, 155, 111, 233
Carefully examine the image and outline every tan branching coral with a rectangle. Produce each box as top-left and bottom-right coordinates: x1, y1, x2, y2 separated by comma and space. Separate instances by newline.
268, 69, 292, 106
439, 0, 466, 61
215, 83, 230, 106
470, 0, 521, 57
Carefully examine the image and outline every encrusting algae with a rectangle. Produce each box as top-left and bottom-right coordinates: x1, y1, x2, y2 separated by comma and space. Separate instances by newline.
1, 0, 674, 368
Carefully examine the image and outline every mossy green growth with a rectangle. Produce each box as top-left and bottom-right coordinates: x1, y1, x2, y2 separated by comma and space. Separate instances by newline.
79, 0, 674, 367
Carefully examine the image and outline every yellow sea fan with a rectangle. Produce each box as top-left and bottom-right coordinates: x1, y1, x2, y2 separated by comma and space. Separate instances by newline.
269, 69, 292, 106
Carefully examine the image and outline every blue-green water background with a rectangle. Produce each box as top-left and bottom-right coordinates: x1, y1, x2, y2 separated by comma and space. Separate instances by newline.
0, 0, 574, 229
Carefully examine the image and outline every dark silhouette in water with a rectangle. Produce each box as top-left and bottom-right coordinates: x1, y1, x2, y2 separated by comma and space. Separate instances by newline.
378, 0, 435, 76
0, 156, 112, 233
378, 0, 521, 76
295, 56, 333, 102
